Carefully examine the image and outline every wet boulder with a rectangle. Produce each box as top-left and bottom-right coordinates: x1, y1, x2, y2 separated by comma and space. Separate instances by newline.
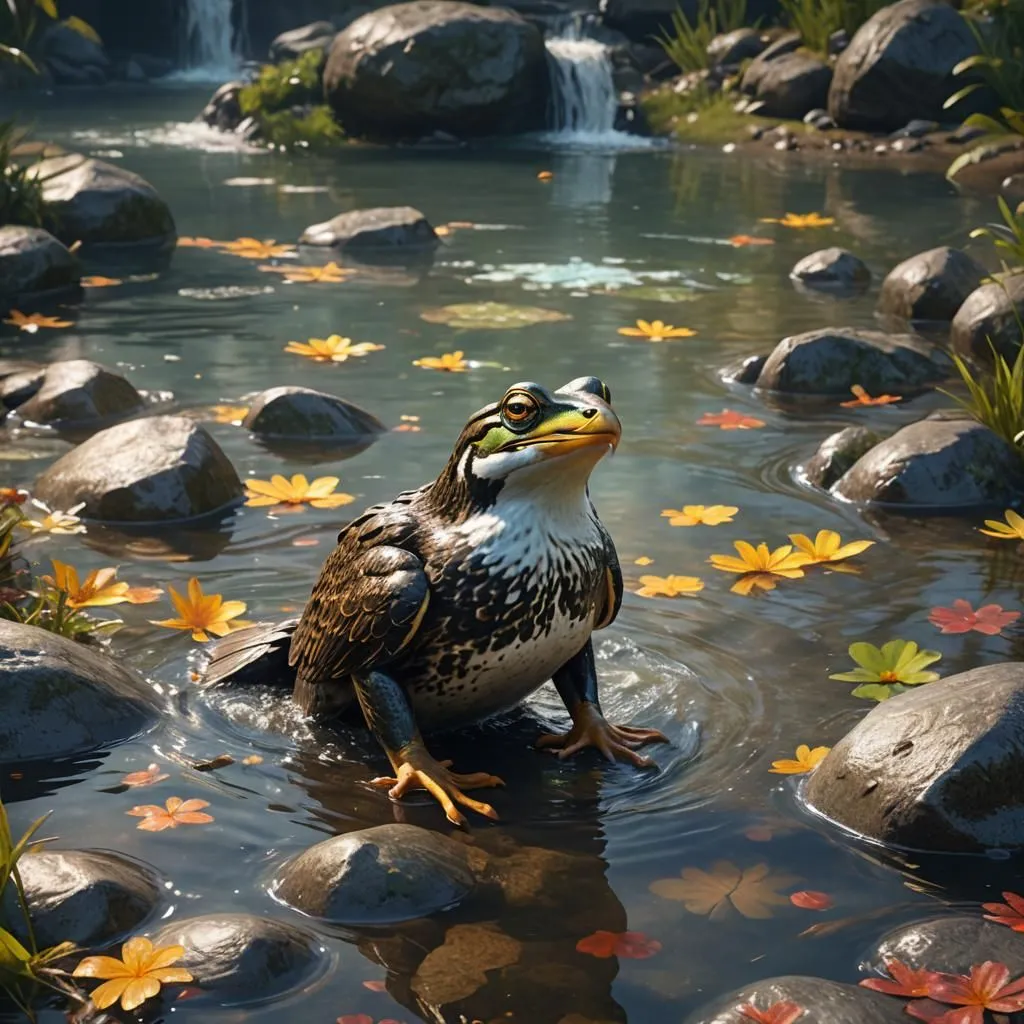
725, 353, 768, 385
200, 81, 244, 133
754, 328, 949, 396
685, 975, 905, 1024
739, 33, 801, 95
32, 155, 176, 249
868, 916, 1024, 977
790, 248, 871, 292
11, 359, 145, 431
242, 385, 384, 440
951, 273, 1024, 363
272, 823, 478, 924
38, 20, 109, 85
0, 359, 46, 410
744, 52, 832, 120
34, 415, 242, 523
0, 621, 160, 763
830, 414, 1024, 508
805, 425, 883, 490
878, 247, 987, 322
151, 913, 324, 1005
8, 850, 163, 948
805, 662, 1024, 852
707, 28, 767, 68
270, 21, 337, 61
828, 0, 984, 132
323, 1, 550, 139
299, 206, 438, 253
0, 227, 80, 305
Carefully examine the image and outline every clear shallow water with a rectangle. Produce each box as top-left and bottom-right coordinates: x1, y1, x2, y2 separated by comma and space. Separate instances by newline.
1, 87, 1021, 1023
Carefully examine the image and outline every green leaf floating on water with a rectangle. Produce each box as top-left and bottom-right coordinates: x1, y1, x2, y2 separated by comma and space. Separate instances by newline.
830, 639, 941, 702
614, 286, 703, 304
420, 302, 571, 330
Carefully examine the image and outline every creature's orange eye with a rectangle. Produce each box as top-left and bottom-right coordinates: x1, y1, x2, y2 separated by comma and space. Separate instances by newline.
502, 393, 538, 426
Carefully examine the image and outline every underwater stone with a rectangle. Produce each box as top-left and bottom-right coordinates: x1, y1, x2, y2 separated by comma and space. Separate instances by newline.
7, 850, 163, 948
877, 246, 986, 322
272, 822, 478, 924
0, 227, 80, 305
951, 272, 1024, 364
151, 913, 324, 1005
805, 662, 1024, 852
243, 385, 385, 440
34, 415, 242, 523
12, 359, 145, 431
755, 327, 948, 396
685, 975, 905, 1023
0, 621, 160, 762
790, 248, 870, 292
805, 425, 883, 490
300, 206, 439, 251
831, 415, 1024, 508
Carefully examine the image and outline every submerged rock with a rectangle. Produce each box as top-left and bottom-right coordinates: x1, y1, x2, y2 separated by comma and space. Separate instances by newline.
951, 273, 1024, 363
34, 415, 242, 523
805, 425, 883, 490
299, 206, 438, 253
877, 247, 987, 322
0, 621, 160, 763
790, 248, 870, 292
830, 415, 1024, 508
868, 916, 1024, 977
685, 975, 905, 1023
9, 850, 163, 948
323, 1, 550, 139
0, 226, 80, 305
805, 662, 1024, 852
829, 0, 983, 131
754, 328, 948, 396
32, 155, 176, 249
242, 385, 384, 440
272, 823, 478, 924
11, 359, 145, 432
151, 913, 324, 1005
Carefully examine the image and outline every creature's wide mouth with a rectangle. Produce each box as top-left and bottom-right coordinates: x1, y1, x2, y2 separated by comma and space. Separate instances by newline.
500, 430, 620, 456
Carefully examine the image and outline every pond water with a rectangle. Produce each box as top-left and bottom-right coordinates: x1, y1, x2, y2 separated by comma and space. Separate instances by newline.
1, 86, 1020, 1023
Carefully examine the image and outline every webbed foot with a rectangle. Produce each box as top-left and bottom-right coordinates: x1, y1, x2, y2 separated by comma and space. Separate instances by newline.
370, 745, 504, 826
536, 701, 668, 768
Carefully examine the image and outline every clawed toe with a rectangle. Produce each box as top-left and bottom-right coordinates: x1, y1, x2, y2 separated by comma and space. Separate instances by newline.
370, 754, 502, 825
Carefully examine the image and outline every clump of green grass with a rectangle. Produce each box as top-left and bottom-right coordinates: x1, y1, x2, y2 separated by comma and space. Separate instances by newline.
658, 0, 749, 73
778, 0, 889, 57
641, 84, 777, 143
969, 195, 1024, 269
942, 339, 1024, 453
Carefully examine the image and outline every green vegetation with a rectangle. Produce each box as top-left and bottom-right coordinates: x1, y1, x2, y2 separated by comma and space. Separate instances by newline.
641, 85, 779, 144
969, 195, 1024, 269
0, 0, 99, 72
0, 122, 46, 228
943, 340, 1024, 453
657, 0, 748, 73
778, 0, 888, 57
239, 51, 344, 151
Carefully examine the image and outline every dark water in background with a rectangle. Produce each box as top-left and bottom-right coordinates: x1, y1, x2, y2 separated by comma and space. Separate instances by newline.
0, 85, 1021, 1023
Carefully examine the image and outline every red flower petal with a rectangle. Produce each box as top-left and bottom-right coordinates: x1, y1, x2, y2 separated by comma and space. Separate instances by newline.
789, 890, 833, 911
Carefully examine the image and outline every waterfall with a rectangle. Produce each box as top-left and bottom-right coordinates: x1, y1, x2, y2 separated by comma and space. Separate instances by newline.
544, 19, 619, 140
182, 0, 239, 76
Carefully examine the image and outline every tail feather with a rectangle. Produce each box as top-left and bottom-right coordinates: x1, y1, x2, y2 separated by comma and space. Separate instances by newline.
200, 619, 299, 688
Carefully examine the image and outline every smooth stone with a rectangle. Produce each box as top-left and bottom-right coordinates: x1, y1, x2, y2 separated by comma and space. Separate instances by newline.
739, 32, 801, 95
0, 621, 160, 763
0, 361, 45, 410
805, 662, 1024, 851
7, 850, 163, 948
877, 247, 987, 322
34, 415, 242, 523
272, 823, 478, 924
200, 81, 244, 133
755, 328, 948, 396
269, 20, 337, 61
951, 272, 1024, 363
323, 1, 550, 139
805, 425, 883, 490
242, 385, 384, 439
0, 226, 80, 305
828, 0, 984, 131
151, 913, 324, 1005
11, 359, 145, 430
868, 915, 1024, 976
38, 20, 109, 84
726, 352, 768, 385
831, 415, 1024, 508
299, 205, 438, 252
32, 155, 176, 249
706, 27, 766, 67
685, 975, 906, 1024
745, 51, 832, 120
892, 118, 940, 138
790, 248, 871, 292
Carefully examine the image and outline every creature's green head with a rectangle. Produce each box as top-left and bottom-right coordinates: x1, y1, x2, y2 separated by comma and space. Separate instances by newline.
432, 377, 620, 513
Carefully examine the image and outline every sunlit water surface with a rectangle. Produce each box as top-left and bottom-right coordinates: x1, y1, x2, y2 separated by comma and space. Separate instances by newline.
0, 87, 1019, 1024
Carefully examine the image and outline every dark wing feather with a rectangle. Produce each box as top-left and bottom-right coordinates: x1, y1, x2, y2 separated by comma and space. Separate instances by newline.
201, 619, 300, 688
288, 509, 429, 715
593, 515, 622, 630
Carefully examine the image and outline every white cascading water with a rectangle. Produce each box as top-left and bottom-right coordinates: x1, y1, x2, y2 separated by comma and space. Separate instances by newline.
544, 19, 619, 140
182, 0, 239, 76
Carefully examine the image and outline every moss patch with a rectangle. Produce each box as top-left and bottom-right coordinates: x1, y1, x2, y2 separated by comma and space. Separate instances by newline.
640, 86, 782, 145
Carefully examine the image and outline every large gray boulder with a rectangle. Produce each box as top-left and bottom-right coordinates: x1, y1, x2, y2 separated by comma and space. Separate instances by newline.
151, 914, 324, 1005
300, 206, 438, 253
831, 414, 1024, 508
8, 850, 163, 948
272, 823, 478, 924
32, 155, 176, 248
805, 662, 1024, 852
0, 227, 80, 305
878, 246, 987, 322
323, 1, 550, 139
744, 51, 832, 119
242, 385, 384, 440
739, 33, 801, 95
11, 359, 145, 431
829, 0, 984, 131
34, 415, 242, 523
754, 328, 948, 396
951, 272, 1024, 363
0, 622, 160, 763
